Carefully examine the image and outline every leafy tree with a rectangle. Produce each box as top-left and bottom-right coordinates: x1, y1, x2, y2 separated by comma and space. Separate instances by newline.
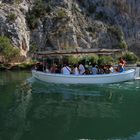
26, 0, 51, 30
85, 54, 99, 64
0, 36, 20, 63
98, 55, 113, 65
68, 55, 81, 64
122, 52, 138, 63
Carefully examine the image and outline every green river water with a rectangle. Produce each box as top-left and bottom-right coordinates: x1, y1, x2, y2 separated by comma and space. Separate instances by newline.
0, 71, 140, 140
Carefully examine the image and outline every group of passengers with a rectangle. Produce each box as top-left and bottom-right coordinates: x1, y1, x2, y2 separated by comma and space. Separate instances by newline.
35, 57, 126, 75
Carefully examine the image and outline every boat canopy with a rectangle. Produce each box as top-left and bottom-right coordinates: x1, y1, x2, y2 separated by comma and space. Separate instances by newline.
34, 48, 122, 56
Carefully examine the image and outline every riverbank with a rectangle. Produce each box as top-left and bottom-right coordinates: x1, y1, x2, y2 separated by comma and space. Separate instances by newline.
0, 62, 35, 71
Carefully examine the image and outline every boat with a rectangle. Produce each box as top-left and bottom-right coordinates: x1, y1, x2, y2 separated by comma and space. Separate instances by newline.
32, 69, 135, 84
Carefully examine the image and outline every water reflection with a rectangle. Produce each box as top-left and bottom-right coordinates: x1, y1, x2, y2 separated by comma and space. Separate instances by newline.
0, 71, 32, 140
25, 79, 140, 140
0, 71, 140, 140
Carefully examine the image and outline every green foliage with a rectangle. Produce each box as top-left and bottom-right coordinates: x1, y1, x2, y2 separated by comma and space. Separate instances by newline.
107, 26, 123, 41
14, 0, 23, 4
118, 40, 127, 49
0, 36, 20, 63
7, 13, 16, 21
84, 54, 99, 64
0, 64, 6, 70
57, 9, 67, 18
29, 42, 38, 53
26, 13, 38, 29
68, 55, 81, 64
68, 54, 99, 65
17, 62, 34, 69
122, 52, 138, 63
98, 55, 113, 65
26, 0, 51, 29
32, 0, 46, 17
107, 26, 127, 49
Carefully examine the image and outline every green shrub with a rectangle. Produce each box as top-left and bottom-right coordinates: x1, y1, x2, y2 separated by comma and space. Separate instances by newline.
68, 55, 81, 64
57, 9, 67, 18
107, 26, 123, 41
17, 62, 34, 69
26, 0, 50, 29
84, 54, 99, 64
122, 52, 138, 63
107, 26, 127, 49
33, 0, 46, 17
26, 13, 38, 29
14, 0, 23, 4
7, 13, 16, 21
0, 64, 6, 70
0, 36, 20, 63
98, 55, 113, 65
29, 42, 38, 53
118, 40, 127, 49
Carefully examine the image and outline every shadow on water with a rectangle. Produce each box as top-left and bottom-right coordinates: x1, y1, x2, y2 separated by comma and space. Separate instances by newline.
0, 71, 140, 140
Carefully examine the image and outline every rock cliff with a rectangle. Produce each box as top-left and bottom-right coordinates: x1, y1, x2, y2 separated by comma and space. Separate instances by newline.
0, 0, 140, 57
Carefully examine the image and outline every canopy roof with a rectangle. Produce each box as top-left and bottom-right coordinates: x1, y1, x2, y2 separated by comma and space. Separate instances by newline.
35, 48, 122, 56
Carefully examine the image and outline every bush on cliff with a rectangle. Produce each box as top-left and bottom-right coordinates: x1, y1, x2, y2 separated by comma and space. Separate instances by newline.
0, 36, 20, 63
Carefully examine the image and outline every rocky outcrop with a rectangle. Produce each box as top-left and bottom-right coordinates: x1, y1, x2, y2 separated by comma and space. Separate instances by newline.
0, 0, 140, 57
0, 1, 30, 57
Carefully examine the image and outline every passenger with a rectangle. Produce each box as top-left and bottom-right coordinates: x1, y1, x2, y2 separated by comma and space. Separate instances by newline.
116, 57, 126, 72
45, 63, 49, 73
92, 64, 98, 75
98, 65, 104, 74
79, 62, 85, 75
117, 63, 125, 72
109, 65, 114, 73
61, 64, 71, 75
88, 63, 93, 74
85, 68, 90, 74
35, 62, 43, 71
55, 65, 61, 73
45, 67, 49, 73
50, 64, 57, 73
103, 65, 108, 74
73, 64, 79, 75
119, 57, 126, 67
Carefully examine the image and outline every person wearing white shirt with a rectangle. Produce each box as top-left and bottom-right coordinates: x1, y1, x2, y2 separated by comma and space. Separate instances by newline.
62, 64, 71, 75
73, 64, 79, 75
79, 63, 85, 75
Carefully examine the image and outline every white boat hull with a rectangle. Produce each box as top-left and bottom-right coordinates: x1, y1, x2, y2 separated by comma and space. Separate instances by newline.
32, 69, 135, 84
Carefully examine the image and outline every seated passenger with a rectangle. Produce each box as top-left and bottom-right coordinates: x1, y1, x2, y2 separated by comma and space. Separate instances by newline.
98, 65, 104, 74
62, 64, 71, 75
55, 65, 61, 73
119, 57, 126, 67
79, 62, 85, 75
109, 65, 114, 73
73, 64, 79, 75
35, 62, 43, 71
50, 64, 57, 73
118, 64, 125, 72
92, 64, 98, 75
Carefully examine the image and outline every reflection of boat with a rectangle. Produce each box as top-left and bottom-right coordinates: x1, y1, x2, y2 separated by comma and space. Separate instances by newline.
32, 69, 135, 84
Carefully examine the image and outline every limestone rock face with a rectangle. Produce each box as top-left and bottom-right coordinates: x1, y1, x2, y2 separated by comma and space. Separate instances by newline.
0, 0, 140, 57
0, 1, 30, 57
